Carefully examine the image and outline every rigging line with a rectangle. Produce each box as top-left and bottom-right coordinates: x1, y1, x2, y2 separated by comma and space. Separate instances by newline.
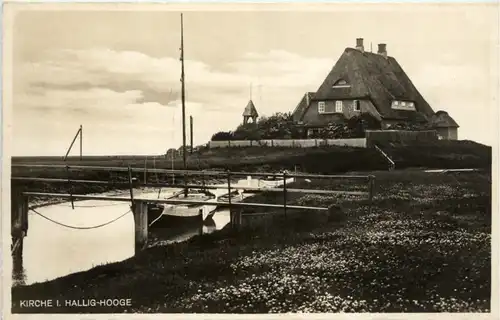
30, 208, 131, 230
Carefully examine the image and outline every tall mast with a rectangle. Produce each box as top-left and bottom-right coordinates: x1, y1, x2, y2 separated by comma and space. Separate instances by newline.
180, 13, 188, 196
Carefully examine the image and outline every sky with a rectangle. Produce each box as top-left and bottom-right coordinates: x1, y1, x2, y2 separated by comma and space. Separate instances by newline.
5, 3, 499, 156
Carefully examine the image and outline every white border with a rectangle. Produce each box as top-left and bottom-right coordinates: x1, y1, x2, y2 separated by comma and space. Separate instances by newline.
1, 2, 499, 320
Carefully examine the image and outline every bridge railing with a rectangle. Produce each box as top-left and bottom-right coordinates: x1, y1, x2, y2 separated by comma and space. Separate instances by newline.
11, 165, 375, 255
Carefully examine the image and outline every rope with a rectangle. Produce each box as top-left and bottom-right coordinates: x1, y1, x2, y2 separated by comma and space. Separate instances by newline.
29, 208, 131, 230
149, 211, 164, 227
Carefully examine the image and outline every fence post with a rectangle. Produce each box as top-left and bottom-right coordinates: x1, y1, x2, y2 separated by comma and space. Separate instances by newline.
66, 165, 74, 210
283, 171, 287, 218
227, 170, 233, 227
202, 171, 206, 191
132, 200, 148, 255
128, 166, 135, 205
368, 175, 375, 215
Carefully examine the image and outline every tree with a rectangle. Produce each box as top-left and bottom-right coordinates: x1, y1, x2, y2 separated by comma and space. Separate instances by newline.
232, 123, 261, 140
211, 131, 233, 141
210, 112, 303, 141
257, 112, 299, 139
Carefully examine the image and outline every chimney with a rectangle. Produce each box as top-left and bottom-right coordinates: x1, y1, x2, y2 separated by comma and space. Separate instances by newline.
306, 93, 310, 106
377, 43, 387, 58
356, 38, 364, 52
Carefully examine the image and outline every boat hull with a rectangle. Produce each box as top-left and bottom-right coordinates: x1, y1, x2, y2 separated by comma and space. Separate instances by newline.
147, 190, 216, 228
149, 210, 203, 228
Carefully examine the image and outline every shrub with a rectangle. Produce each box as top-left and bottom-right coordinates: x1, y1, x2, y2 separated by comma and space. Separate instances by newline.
211, 112, 302, 141
211, 131, 234, 141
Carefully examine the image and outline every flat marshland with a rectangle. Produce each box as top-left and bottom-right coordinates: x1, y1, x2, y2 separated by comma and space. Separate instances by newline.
12, 169, 491, 313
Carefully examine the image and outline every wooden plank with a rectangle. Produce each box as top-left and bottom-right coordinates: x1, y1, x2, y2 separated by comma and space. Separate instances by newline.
22, 192, 328, 211
246, 187, 368, 196
12, 164, 371, 180
13, 177, 368, 196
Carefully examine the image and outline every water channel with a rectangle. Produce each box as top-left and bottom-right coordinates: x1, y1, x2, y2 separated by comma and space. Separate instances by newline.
12, 176, 289, 286
12, 188, 232, 286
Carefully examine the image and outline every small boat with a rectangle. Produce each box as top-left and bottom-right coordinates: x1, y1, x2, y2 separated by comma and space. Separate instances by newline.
148, 189, 217, 228
217, 190, 245, 203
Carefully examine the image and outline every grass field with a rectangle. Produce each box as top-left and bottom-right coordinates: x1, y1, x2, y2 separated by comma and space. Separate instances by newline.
11, 169, 491, 313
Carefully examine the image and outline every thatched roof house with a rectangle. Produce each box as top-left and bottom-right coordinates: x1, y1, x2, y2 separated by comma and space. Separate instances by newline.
430, 111, 459, 128
291, 92, 315, 122
291, 38, 459, 139
242, 99, 259, 124
429, 110, 459, 140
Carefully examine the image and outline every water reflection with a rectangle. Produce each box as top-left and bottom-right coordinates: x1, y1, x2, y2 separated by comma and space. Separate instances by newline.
13, 188, 233, 286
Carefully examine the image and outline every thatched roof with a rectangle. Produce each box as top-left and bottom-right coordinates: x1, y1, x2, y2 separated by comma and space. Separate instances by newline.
242, 100, 258, 117
430, 110, 459, 128
292, 92, 315, 122
309, 47, 435, 121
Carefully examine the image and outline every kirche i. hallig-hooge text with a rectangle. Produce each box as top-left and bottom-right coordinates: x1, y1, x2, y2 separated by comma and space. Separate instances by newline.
19, 299, 132, 308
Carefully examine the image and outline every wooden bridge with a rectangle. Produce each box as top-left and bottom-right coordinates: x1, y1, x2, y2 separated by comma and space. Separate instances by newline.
10, 165, 375, 269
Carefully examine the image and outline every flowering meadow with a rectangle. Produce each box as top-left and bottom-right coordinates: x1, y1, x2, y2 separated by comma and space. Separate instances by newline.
12, 170, 491, 313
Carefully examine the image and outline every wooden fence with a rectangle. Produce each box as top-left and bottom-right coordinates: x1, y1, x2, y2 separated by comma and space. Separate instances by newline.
208, 138, 367, 149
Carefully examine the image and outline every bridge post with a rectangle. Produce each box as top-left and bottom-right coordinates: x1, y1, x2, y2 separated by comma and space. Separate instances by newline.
283, 171, 287, 218
132, 201, 148, 255
368, 176, 375, 215
230, 208, 242, 230
11, 189, 28, 282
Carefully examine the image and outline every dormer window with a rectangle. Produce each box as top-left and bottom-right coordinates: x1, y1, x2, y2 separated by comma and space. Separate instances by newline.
332, 79, 350, 88
392, 100, 416, 111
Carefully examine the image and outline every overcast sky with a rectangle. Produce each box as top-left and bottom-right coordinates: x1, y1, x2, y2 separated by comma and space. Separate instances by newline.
6, 3, 498, 156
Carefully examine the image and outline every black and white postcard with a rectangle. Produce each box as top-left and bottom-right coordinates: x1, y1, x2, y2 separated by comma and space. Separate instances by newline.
1, 2, 498, 319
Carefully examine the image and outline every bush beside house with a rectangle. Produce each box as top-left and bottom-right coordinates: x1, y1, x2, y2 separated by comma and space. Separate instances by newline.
211, 112, 301, 141
211, 112, 384, 141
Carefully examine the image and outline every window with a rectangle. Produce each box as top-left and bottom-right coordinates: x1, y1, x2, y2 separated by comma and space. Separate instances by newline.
332, 79, 350, 88
353, 100, 361, 111
335, 101, 343, 113
392, 100, 416, 111
318, 101, 326, 113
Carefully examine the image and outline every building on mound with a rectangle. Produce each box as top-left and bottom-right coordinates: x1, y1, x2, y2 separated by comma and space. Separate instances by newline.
291, 38, 459, 140
429, 110, 459, 140
242, 99, 259, 124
